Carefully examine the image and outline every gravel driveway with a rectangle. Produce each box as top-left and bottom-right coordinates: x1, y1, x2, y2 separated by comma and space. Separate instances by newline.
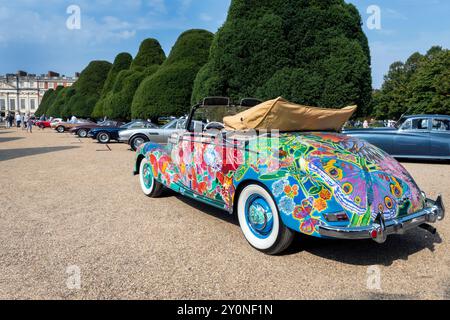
0, 129, 448, 300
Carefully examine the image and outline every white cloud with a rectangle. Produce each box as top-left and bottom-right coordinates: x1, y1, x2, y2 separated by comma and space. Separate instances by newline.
199, 13, 213, 22
146, 0, 167, 14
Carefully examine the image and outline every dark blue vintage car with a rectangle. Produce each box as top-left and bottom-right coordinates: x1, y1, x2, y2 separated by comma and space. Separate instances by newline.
344, 115, 450, 160
88, 120, 157, 144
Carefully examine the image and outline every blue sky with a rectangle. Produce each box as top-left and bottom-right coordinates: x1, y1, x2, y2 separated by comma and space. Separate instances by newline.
0, 0, 448, 88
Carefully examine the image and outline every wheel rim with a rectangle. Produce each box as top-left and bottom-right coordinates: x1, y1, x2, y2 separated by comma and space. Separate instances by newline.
79, 130, 87, 137
245, 195, 274, 239
57, 127, 64, 133
141, 161, 154, 190
99, 133, 109, 143
134, 138, 145, 149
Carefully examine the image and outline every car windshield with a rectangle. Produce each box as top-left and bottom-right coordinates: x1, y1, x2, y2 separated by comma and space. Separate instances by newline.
120, 122, 135, 129
163, 119, 182, 129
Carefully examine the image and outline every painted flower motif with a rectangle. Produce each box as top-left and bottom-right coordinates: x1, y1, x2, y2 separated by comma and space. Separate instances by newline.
203, 145, 222, 173
313, 198, 327, 212
279, 196, 295, 215
284, 184, 299, 198
300, 218, 318, 235
319, 189, 332, 200
272, 178, 289, 197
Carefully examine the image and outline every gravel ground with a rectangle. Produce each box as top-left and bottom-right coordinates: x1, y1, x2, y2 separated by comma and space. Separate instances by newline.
0, 128, 449, 300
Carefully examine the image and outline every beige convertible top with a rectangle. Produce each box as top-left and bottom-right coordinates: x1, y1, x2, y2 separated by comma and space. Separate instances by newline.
223, 97, 357, 132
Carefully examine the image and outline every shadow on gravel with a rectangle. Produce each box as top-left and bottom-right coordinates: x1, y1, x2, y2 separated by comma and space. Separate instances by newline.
285, 229, 442, 266
175, 194, 238, 226
0, 146, 80, 162
0, 137, 24, 144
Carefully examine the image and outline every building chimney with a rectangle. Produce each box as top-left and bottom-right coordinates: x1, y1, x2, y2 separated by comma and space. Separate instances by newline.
47, 71, 60, 77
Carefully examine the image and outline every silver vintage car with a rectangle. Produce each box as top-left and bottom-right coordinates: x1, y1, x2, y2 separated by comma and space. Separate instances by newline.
344, 115, 450, 160
119, 118, 203, 151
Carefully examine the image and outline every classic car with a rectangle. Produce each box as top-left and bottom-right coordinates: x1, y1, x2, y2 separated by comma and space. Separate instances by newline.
133, 97, 445, 255
119, 118, 203, 151
88, 120, 157, 144
53, 119, 94, 133
35, 118, 63, 129
344, 115, 450, 160
69, 120, 125, 138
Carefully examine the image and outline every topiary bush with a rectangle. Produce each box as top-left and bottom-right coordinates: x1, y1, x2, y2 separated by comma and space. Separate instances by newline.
63, 60, 112, 118
191, 0, 372, 115
46, 86, 72, 118
92, 52, 133, 118
104, 39, 166, 120
132, 29, 213, 119
35, 87, 60, 117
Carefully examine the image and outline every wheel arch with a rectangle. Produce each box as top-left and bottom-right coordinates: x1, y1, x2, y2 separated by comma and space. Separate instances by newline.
129, 133, 150, 145
134, 153, 146, 175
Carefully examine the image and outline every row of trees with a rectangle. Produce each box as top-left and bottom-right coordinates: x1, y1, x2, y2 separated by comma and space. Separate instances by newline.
36, 0, 448, 121
371, 46, 449, 119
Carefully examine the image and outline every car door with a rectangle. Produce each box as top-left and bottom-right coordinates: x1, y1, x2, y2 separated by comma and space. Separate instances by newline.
430, 118, 450, 158
394, 118, 431, 157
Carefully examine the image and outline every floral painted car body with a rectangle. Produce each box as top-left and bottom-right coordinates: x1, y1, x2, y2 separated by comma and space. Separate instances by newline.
134, 99, 445, 254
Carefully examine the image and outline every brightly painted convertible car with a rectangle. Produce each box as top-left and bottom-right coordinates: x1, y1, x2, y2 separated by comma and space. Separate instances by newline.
134, 99, 445, 254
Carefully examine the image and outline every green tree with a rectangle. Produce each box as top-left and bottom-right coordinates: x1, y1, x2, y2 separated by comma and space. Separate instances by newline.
62, 60, 112, 118
46, 86, 71, 118
191, 0, 372, 115
92, 52, 133, 118
372, 46, 449, 118
104, 39, 166, 120
35, 87, 60, 117
132, 29, 213, 119
408, 48, 450, 115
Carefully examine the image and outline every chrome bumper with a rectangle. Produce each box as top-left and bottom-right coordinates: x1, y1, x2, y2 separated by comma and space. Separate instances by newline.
318, 196, 445, 243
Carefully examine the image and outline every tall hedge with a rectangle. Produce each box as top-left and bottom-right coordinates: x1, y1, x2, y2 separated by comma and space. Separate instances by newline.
132, 29, 213, 119
62, 60, 112, 118
45, 86, 70, 118
191, 0, 372, 115
103, 39, 166, 120
92, 52, 133, 118
35, 87, 60, 117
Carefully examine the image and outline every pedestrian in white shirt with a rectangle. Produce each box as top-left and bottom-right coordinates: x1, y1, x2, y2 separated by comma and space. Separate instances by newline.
15, 113, 21, 128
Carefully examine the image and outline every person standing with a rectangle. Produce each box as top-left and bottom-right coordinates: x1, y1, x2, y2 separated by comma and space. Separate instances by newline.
15, 113, 22, 128
27, 114, 33, 133
23, 113, 28, 130
5, 113, 10, 128
363, 120, 369, 129
7, 113, 13, 128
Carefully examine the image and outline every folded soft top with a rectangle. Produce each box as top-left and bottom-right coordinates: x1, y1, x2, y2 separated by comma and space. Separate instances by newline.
223, 97, 357, 132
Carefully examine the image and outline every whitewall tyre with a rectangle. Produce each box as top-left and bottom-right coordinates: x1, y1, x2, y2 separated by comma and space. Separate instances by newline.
237, 184, 294, 255
139, 158, 163, 198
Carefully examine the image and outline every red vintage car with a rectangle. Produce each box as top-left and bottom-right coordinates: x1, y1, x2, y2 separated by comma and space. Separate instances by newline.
35, 118, 63, 129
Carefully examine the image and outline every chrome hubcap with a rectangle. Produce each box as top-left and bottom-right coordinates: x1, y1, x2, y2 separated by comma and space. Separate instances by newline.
142, 163, 153, 189
134, 138, 145, 149
245, 195, 274, 239
99, 134, 108, 142
79, 130, 87, 137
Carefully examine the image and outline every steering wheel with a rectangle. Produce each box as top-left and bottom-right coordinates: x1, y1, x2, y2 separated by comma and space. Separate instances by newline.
204, 122, 225, 131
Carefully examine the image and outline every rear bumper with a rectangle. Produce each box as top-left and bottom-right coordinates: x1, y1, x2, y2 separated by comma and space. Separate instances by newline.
318, 196, 445, 243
